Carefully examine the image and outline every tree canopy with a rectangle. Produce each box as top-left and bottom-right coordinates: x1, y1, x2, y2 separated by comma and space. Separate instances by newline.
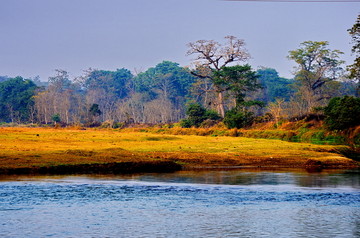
288, 41, 344, 112
0, 77, 37, 123
134, 61, 195, 100
256, 68, 293, 102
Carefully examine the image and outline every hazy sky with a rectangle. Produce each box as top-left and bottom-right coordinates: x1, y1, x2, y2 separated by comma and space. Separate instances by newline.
0, 0, 359, 80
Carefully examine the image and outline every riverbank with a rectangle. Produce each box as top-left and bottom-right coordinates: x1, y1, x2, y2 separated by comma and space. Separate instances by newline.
0, 127, 358, 175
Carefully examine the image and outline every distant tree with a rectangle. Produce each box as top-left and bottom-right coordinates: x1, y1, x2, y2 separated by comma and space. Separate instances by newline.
288, 41, 344, 112
34, 69, 81, 124
0, 77, 37, 123
48, 69, 72, 92
268, 98, 285, 126
85, 68, 133, 99
51, 114, 61, 125
134, 61, 196, 123
81, 68, 133, 122
347, 14, 360, 97
324, 96, 360, 130
187, 36, 250, 117
135, 61, 195, 99
213, 65, 262, 108
256, 68, 293, 102
89, 104, 102, 117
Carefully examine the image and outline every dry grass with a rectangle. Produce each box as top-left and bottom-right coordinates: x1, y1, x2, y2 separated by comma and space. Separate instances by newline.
0, 127, 358, 170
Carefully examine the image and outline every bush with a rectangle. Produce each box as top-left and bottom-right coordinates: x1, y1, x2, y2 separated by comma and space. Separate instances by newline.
181, 103, 220, 128
179, 119, 192, 128
186, 103, 207, 127
204, 110, 221, 121
200, 119, 218, 128
324, 96, 360, 130
223, 109, 254, 129
113, 122, 125, 129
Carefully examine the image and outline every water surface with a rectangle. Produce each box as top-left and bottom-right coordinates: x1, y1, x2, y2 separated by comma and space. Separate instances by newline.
1, 169, 359, 237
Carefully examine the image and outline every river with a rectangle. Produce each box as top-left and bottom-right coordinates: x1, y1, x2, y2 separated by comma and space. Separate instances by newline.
0, 169, 359, 237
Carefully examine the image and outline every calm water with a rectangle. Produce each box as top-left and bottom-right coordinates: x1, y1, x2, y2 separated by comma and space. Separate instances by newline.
0, 169, 359, 238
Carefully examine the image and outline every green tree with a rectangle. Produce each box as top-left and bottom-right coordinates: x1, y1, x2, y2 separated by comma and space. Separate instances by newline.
52, 114, 61, 125
288, 41, 344, 112
0, 77, 37, 123
324, 96, 360, 130
84, 68, 133, 99
180, 103, 220, 128
133, 61, 196, 123
347, 14, 360, 97
89, 103, 101, 116
134, 61, 195, 100
213, 65, 262, 108
256, 68, 293, 102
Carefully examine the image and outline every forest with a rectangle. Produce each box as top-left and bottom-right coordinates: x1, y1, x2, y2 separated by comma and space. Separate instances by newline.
0, 16, 359, 131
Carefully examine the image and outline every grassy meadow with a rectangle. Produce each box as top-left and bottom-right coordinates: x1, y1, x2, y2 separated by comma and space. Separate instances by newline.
0, 127, 358, 173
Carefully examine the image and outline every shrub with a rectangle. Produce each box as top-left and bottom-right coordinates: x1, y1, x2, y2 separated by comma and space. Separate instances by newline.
324, 96, 360, 130
200, 119, 218, 128
186, 103, 206, 127
113, 122, 125, 129
100, 120, 113, 128
181, 103, 220, 128
204, 110, 221, 121
179, 119, 192, 128
223, 109, 254, 129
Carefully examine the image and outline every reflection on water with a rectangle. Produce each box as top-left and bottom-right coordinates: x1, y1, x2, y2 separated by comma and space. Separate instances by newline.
0, 169, 359, 238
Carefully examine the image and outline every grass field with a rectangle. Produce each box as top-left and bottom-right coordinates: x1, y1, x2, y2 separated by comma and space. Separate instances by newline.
0, 127, 358, 172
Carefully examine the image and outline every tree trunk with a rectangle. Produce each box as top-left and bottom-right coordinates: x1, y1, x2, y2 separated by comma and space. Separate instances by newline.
217, 91, 225, 118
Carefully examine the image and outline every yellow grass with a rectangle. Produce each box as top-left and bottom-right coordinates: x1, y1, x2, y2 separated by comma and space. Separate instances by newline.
0, 127, 358, 170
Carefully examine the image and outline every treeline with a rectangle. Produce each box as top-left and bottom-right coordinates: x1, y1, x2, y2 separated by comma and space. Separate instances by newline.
0, 60, 357, 127
0, 61, 284, 125
0, 14, 359, 129
0, 61, 197, 125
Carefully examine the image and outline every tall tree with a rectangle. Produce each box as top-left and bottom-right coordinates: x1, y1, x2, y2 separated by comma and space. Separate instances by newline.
347, 14, 360, 97
0, 77, 37, 123
288, 41, 344, 112
187, 36, 250, 117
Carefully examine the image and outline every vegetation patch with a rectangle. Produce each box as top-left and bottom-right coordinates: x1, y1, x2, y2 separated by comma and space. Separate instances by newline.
0, 127, 357, 175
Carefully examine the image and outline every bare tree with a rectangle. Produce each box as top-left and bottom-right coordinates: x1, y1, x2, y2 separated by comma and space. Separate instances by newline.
268, 98, 285, 126
187, 36, 250, 117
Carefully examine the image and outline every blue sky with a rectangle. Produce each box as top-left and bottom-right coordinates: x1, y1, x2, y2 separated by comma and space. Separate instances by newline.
0, 0, 359, 80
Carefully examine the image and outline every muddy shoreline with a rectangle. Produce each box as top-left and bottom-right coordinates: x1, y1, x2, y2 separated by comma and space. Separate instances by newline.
0, 158, 358, 175
0, 161, 182, 175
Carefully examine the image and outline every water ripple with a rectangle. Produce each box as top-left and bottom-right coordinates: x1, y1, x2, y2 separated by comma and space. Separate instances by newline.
0, 172, 359, 237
